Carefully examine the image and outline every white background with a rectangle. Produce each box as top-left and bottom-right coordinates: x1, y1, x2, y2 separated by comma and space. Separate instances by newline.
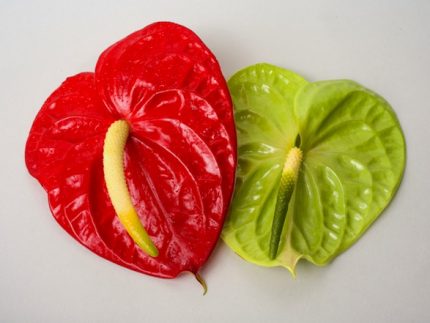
1, 0, 429, 322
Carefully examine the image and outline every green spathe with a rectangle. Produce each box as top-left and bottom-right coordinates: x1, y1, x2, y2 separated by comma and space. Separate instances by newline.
222, 63, 406, 274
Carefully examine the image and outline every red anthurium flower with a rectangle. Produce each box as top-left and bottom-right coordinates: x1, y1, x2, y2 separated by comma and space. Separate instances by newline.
25, 22, 237, 279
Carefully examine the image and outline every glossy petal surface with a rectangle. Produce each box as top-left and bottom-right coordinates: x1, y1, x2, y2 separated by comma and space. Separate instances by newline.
223, 64, 405, 273
222, 64, 308, 267
25, 22, 236, 278
294, 80, 406, 262
95, 22, 236, 143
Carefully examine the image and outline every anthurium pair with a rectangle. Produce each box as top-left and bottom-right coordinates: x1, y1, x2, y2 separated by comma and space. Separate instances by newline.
25, 22, 405, 281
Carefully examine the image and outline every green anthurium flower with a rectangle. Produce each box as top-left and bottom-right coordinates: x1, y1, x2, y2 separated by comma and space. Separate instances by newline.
222, 63, 406, 275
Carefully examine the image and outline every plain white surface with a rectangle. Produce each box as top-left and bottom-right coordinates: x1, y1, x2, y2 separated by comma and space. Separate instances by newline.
1, 0, 429, 322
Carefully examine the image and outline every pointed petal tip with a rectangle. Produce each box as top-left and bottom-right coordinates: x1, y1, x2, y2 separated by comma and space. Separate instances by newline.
194, 272, 208, 296
281, 251, 302, 279
286, 265, 297, 279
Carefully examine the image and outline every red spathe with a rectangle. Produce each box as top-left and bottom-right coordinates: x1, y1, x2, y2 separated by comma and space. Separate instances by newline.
25, 22, 237, 278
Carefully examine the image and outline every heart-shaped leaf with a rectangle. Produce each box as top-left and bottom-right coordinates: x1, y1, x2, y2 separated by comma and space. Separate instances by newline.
222, 63, 405, 273
25, 22, 237, 278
